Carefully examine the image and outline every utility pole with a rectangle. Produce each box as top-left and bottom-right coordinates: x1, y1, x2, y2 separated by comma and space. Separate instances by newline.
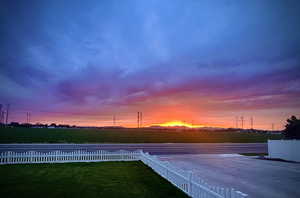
137, 112, 140, 128
5, 104, 9, 125
113, 115, 116, 126
137, 112, 143, 128
0, 104, 2, 124
241, 116, 244, 129
26, 112, 31, 123
140, 112, 143, 128
250, 117, 253, 129
0, 111, 4, 124
272, 123, 274, 131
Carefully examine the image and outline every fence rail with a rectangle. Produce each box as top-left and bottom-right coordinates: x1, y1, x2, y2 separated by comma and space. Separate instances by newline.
0, 150, 247, 198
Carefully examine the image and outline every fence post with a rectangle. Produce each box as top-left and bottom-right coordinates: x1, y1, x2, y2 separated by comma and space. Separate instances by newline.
231, 188, 235, 198
8, 152, 10, 164
188, 171, 193, 196
225, 188, 231, 198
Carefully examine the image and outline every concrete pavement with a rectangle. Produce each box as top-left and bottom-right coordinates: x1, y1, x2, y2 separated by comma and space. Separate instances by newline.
0, 143, 267, 155
159, 154, 300, 198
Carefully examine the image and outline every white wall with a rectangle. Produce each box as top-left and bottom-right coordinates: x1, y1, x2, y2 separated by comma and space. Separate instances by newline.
268, 140, 300, 162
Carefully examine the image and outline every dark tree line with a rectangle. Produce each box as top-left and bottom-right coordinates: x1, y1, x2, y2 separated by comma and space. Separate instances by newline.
283, 116, 300, 139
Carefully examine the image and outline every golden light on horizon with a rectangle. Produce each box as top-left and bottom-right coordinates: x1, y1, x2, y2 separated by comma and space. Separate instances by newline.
153, 121, 204, 128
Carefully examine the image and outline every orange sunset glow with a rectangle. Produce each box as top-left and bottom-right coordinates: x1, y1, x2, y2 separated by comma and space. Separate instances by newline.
152, 121, 204, 128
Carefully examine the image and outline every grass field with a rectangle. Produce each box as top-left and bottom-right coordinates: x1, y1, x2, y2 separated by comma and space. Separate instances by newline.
0, 127, 282, 143
0, 161, 189, 198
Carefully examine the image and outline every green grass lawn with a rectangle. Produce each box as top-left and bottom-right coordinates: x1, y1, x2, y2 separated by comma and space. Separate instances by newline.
0, 161, 189, 198
0, 127, 282, 143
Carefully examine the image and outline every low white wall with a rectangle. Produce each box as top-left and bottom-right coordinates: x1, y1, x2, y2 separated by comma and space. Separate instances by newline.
268, 140, 300, 162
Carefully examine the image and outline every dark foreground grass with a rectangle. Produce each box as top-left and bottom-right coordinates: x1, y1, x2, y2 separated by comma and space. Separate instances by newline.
0, 161, 189, 198
0, 127, 282, 143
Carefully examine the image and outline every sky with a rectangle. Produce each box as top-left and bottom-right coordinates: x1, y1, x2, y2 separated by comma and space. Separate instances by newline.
0, 0, 300, 129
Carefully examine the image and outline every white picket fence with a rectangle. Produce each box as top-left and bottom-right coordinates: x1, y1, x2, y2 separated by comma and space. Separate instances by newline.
0, 150, 140, 164
0, 150, 248, 198
140, 152, 248, 198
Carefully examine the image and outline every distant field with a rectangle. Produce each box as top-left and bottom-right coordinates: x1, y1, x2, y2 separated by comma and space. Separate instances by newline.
0, 161, 188, 198
0, 127, 282, 143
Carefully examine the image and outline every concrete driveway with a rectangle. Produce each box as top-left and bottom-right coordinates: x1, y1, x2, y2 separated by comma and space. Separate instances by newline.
159, 154, 300, 198
0, 143, 267, 155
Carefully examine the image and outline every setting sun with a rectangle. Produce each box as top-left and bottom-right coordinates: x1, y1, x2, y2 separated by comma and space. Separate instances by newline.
154, 121, 204, 128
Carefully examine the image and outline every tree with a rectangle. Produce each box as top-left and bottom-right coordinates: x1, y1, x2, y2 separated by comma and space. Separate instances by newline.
283, 116, 300, 139
10, 122, 20, 127
49, 123, 57, 128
